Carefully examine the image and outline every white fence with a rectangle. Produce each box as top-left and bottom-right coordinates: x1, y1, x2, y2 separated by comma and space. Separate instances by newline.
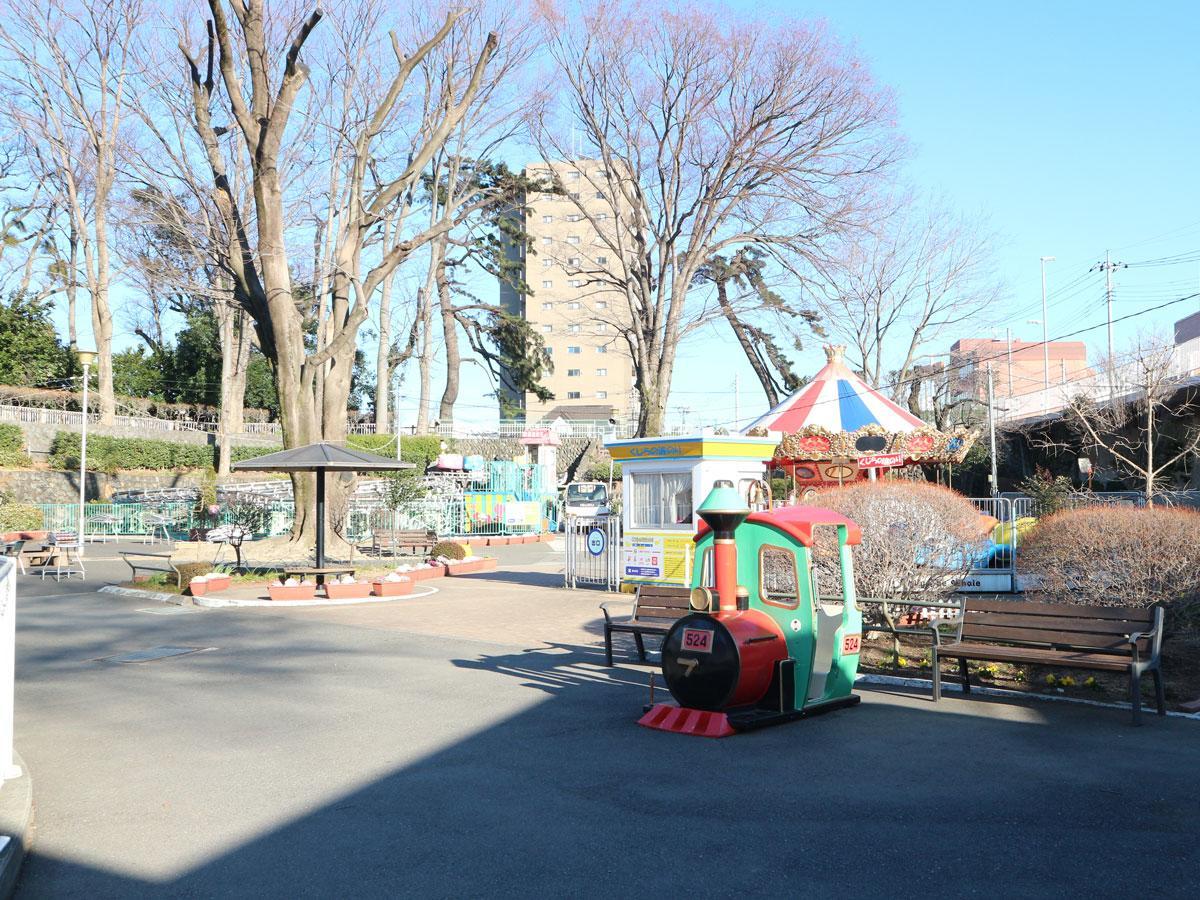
0, 557, 16, 784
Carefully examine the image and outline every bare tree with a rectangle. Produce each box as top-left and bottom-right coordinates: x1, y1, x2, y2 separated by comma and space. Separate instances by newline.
1055, 337, 1200, 506
0, 0, 147, 423
809, 196, 1002, 396
180, 1, 498, 549
531, 2, 898, 435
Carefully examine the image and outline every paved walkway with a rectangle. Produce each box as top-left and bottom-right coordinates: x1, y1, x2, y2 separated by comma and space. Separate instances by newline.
10, 549, 1200, 897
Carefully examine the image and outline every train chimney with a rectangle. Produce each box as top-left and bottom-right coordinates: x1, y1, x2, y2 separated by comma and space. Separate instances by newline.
697, 480, 750, 613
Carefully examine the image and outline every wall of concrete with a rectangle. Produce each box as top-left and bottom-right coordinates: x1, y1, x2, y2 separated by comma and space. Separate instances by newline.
0, 470, 284, 504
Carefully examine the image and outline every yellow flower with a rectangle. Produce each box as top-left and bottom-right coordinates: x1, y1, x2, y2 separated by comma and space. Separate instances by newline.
1044, 674, 1057, 686
897, 656, 908, 668
1060, 676, 1075, 687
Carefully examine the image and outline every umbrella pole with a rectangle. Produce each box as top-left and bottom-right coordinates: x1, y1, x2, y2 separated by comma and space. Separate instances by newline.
316, 468, 325, 569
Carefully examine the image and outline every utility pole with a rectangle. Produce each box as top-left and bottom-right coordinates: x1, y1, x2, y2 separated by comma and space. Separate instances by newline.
1093, 251, 1127, 396
733, 373, 739, 426
1005, 327, 1013, 396
393, 378, 403, 461
986, 363, 998, 497
1040, 255, 1055, 390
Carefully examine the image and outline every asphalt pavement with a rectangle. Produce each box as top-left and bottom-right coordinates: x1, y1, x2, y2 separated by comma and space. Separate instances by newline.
11, 550, 1200, 898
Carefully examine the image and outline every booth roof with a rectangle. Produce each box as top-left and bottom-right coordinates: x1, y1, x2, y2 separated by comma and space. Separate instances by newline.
231, 442, 416, 472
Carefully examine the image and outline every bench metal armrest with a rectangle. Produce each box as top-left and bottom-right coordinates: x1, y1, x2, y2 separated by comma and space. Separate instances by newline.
599, 599, 635, 624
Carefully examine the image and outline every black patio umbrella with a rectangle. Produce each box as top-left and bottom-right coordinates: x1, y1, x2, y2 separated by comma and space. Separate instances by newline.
232, 442, 415, 568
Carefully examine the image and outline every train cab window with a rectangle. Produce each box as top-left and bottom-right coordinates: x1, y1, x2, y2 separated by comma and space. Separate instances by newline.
759, 545, 800, 609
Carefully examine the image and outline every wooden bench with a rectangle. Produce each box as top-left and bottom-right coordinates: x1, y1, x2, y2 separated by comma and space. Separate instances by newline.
600, 585, 693, 666
370, 529, 438, 556
932, 598, 1165, 724
121, 552, 184, 587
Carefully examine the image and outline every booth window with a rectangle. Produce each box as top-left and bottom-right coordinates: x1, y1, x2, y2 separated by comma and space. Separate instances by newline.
630, 473, 692, 528
759, 545, 800, 609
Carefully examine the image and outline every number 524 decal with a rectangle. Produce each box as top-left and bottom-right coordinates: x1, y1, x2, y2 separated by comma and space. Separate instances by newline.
841, 633, 862, 654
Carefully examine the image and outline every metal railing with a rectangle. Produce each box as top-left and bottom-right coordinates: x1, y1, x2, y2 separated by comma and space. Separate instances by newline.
564, 514, 620, 590
0, 557, 14, 784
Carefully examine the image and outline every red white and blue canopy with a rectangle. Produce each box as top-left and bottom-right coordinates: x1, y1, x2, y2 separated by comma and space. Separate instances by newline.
743, 346, 926, 435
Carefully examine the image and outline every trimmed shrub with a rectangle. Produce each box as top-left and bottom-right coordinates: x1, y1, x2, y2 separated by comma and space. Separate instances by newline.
0, 502, 44, 532
48, 431, 213, 474
1021, 506, 1200, 631
806, 482, 987, 603
348, 433, 448, 471
175, 562, 214, 583
431, 540, 466, 561
231, 444, 282, 464
0, 424, 30, 467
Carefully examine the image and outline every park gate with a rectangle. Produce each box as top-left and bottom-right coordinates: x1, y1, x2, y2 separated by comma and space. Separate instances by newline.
563, 515, 621, 591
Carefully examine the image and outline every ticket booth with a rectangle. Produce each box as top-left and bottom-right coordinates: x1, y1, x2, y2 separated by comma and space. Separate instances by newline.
604, 432, 779, 589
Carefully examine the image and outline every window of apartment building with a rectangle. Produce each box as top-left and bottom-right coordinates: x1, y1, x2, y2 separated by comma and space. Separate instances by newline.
595, 191, 605, 199
567, 301, 581, 310
568, 279, 583, 288
541, 281, 553, 290
596, 213, 607, 221
595, 323, 608, 333
596, 344, 608, 354
541, 324, 552, 333
596, 391, 608, 399
567, 257, 581, 267
541, 301, 553, 310
569, 192, 581, 200
596, 256, 607, 265
596, 299, 608, 309
542, 215, 553, 223
567, 346, 581, 354
568, 171, 581, 181
566, 235, 580, 244
595, 368, 607, 377
567, 368, 581, 377
568, 324, 581, 333
545, 347, 553, 356
541, 236, 552, 245
542, 258, 553, 268
567, 391, 581, 399
567, 214, 582, 223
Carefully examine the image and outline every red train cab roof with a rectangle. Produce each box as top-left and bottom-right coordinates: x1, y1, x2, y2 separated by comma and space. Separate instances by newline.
694, 506, 862, 547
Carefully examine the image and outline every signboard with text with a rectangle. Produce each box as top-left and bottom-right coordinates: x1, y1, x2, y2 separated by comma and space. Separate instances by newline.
856, 453, 904, 470
623, 536, 665, 579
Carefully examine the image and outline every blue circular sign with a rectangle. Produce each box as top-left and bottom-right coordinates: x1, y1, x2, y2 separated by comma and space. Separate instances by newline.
586, 527, 607, 556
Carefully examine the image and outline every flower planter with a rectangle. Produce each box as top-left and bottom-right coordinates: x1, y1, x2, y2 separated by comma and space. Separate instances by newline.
324, 581, 372, 600
267, 583, 317, 601
371, 578, 414, 597
188, 577, 210, 597
206, 574, 232, 592
445, 558, 498, 576
403, 565, 446, 581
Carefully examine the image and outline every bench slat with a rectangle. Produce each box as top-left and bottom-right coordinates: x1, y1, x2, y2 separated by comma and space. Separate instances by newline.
964, 598, 1152, 622
938, 642, 1133, 671
960, 624, 1145, 652
963, 611, 1151, 635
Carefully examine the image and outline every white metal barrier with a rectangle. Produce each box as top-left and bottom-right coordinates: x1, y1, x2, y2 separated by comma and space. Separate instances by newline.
563, 515, 621, 590
963, 497, 1017, 593
0, 556, 18, 782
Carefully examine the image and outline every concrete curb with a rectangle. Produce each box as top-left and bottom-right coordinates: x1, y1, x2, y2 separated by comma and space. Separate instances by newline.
192, 584, 440, 608
0, 749, 33, 900
98, 585, 190, 605
857, 672, 1200, 720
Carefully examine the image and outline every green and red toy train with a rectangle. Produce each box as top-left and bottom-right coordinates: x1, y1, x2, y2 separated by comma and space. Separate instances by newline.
638, 481, 864, 737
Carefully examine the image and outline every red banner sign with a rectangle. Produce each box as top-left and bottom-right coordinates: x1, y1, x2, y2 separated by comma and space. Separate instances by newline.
856, 453, 904, 470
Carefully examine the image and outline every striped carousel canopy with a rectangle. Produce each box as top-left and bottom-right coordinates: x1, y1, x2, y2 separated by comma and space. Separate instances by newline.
742, 345, 925, 435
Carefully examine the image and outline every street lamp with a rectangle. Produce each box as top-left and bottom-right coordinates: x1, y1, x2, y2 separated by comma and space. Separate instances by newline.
76, 349, 97, 555
1040, 256, 1055, 390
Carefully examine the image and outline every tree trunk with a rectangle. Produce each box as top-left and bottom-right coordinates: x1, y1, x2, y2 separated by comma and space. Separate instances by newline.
91, 203, 116, 425
1145, 404, 1155, 508
374, 270, 393, 432
216, 302, 250, 475
415, 248, 440, 433
66, 224, 78, 351
715, 280, 781, 408
436, 242, 459, 425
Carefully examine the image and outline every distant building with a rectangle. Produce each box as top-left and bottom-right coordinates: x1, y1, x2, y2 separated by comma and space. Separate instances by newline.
949, 337, 1091, 402
498, 160, 635, 425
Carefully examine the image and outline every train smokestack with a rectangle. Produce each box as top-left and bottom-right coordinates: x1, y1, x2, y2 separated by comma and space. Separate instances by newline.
697, 480, 750, 612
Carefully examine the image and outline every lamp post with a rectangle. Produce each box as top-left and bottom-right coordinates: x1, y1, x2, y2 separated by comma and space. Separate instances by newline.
76, 349, 97, 554
1040, 256, 1055, 390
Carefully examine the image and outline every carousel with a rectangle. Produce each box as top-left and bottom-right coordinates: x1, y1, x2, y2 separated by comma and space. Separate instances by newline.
743, 345, 977, 495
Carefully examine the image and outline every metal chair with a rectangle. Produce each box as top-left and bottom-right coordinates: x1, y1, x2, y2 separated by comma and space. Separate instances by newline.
86, 513, 120, 543
143, 513, 174, 545
1, 540, 25, 575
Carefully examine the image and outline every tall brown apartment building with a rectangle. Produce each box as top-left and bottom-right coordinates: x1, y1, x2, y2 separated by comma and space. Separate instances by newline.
498, 160, 634, 424
948, 337, 1091, 401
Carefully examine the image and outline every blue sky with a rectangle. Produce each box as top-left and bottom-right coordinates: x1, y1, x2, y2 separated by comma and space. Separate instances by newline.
666, 0, 1200, 429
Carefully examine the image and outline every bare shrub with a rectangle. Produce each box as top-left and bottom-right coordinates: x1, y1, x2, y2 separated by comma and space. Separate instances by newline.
1020, 507, 1200, 631
806, 482, 986, 603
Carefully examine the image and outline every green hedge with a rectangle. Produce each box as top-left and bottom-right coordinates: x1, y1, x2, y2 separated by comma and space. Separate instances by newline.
0, 423, 30, 467
0, 502, 43, 532
49, 431, 214, 474
348, 434, 447, 471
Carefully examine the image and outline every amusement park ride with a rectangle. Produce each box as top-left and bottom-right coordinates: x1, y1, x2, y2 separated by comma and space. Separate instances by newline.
638, 481, 865, 738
